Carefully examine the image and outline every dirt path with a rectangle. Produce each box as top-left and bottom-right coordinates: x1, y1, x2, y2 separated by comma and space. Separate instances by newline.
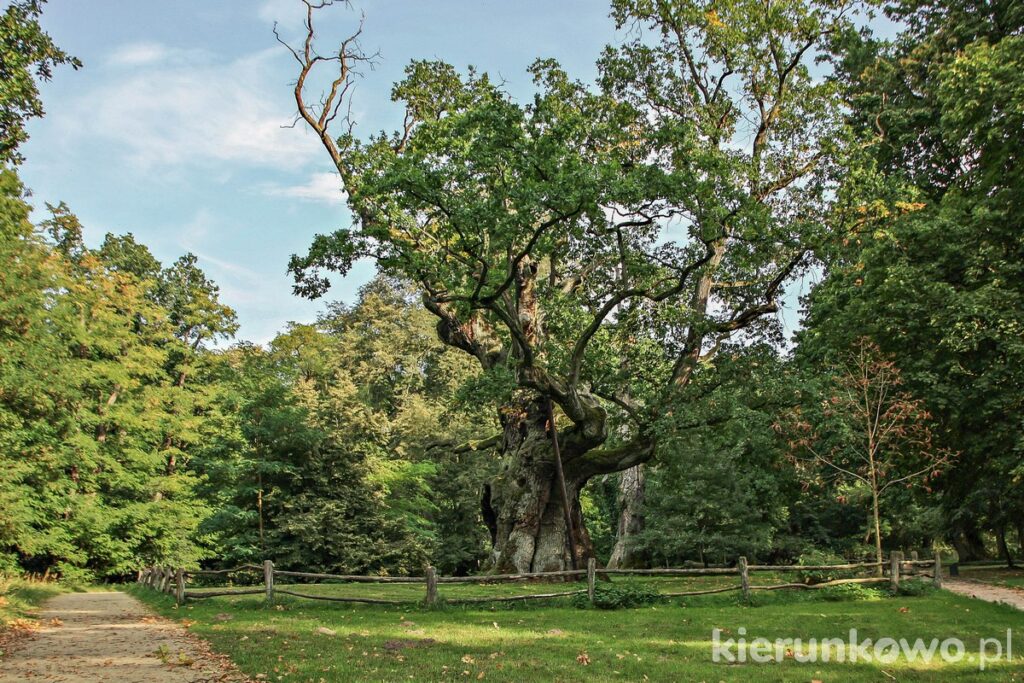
945, 578, 1024, 611
0, 591, 248, 682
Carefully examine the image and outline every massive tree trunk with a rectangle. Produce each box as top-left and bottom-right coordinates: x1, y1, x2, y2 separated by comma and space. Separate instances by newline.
481, 394, 653, 573
607, 465, 645, 569
951, 523, 989, 562
483, 398, 597, 573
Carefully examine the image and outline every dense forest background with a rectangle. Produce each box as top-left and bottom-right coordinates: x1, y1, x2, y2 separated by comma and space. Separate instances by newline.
1, 0, 1021, 581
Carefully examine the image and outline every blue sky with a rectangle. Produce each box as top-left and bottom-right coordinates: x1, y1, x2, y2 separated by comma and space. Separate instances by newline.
21, 1, 618, 344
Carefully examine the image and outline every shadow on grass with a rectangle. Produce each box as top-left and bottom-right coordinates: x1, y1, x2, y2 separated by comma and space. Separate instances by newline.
131, 579, 1024, 682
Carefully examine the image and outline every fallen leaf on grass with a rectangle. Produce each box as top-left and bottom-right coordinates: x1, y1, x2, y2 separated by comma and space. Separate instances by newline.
316, 627, 337, 636
577, 651, 591, 666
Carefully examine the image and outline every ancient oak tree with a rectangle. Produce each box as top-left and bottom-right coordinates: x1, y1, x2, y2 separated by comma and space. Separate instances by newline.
283, 0, 855, 572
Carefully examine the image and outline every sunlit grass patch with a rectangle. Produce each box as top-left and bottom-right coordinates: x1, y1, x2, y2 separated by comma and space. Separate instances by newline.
0, 575, 66, 656
134, 577, 1024, 682
960, 566, 1024, 590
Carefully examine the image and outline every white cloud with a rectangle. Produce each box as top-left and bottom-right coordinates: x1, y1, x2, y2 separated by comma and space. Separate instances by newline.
196, 252, 262, 285
59, 47, 324, 171
265, 172, 345, 205
171, 210, 265, 306
257, 0, 295, 25
106, 42, 173, 67
105, 42, 212, 69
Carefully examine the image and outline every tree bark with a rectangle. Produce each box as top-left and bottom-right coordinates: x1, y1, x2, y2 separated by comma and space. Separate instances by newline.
996, 525, 1015, 568
607, 464, 645, 569
951, 523, 989, 562
871, 487, 884, 577
484, 399, 596, 573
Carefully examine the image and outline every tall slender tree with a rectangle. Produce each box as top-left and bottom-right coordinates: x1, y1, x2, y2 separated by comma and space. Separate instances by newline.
784, 340, 953, 571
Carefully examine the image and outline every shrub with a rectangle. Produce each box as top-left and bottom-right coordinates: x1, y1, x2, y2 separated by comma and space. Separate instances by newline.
795, 550, 851, 585
817, 583, 884, 601
54, 562, 95, 588
573, 583, 661, 609
893, 579, 937, 597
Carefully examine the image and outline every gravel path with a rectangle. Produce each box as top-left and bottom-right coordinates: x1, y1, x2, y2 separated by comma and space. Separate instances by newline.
0, 591, 248, 682
944, 578, 1024, 611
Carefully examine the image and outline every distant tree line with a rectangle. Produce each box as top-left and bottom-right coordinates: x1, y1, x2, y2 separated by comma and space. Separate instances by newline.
0, 0, 1020, 580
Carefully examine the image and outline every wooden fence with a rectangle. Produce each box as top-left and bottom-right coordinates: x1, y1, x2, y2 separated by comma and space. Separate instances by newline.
137, 551, 944, 608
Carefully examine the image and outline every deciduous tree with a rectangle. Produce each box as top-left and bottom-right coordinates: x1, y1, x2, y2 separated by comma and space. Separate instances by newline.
283, 0, 858, 571
783, 339, 953, 571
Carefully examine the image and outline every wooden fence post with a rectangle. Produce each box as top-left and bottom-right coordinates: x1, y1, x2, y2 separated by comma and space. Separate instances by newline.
587, 558, 596, 604
890, 551, 901, 592
264, 560, 275, 606
175, 568, 185, 605
164, 566, 174, 594
910, 550, 919, 576
738, 556, 750, 601
425, 566, 438, 607
933, 552, 942, 588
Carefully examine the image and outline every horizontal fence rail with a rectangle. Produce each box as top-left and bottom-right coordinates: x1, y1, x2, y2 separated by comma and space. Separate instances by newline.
273, 570, 423, 584
597, 567, 738, 576
437, 569, 587, 583
138, 550, 951, 608
747, 562, 883, 571
185, 564, 263, 577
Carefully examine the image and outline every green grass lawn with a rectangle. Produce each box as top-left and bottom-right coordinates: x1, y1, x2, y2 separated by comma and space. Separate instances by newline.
960, 566, 1024, 590
182, 573, 774, 602
133, 577, 1024, 682
0, 576, 64, 628
0, 576, 66, 658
